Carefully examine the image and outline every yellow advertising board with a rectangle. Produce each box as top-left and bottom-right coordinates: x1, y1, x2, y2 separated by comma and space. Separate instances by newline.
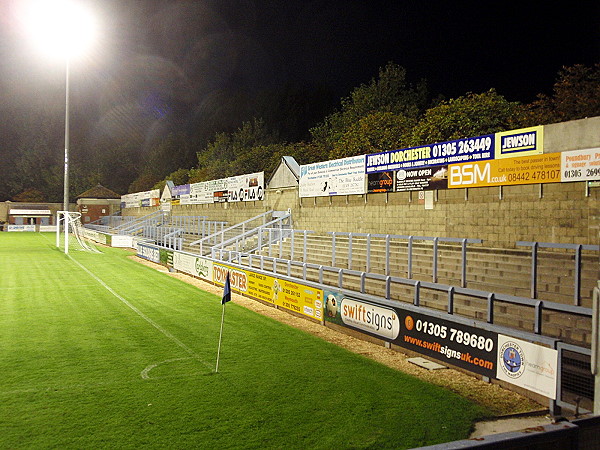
448, 153, 561, 189
213, 264, 323, 320
495, 126, 544, 159
274, 278, 323, 320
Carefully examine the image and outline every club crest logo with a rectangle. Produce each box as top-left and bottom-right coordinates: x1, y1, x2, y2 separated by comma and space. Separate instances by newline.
499, 341, 525, 378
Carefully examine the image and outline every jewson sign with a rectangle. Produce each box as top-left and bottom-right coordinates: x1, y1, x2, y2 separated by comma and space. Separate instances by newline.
495, 126, 543, 159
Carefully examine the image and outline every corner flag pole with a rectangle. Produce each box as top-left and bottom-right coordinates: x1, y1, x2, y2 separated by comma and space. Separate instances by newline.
215, 271, 232, 373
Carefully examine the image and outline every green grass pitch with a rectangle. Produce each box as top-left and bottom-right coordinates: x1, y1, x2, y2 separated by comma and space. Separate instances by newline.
0, 233, 490, 448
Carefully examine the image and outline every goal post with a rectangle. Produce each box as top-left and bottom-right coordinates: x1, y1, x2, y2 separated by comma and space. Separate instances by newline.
56, 211, 100, 254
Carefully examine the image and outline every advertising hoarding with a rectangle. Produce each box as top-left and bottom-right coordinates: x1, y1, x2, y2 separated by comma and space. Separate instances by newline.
173, 252, 213, 281
365, 135, 495, 174
178, 172, 264, 205
560, 148, 600, 182
495, 126, 544, 159
496, 335, 558, 399
213, 263, 323, 320
299, 155, 366, 197
395, 166, 448, 192
448, 153, 561, 189
137, 243, 161, 264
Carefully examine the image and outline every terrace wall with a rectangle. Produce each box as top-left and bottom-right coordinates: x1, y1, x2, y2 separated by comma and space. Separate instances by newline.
124, 116, 600, 249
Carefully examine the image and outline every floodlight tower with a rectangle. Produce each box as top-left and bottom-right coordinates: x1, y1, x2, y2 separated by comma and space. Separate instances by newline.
20, 0, 97, 213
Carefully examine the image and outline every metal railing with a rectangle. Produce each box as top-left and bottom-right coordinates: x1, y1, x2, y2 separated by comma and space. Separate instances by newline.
139, 237, 595, 414
189, 210, 289, 256
227, 249, 591, 329
142, 226, 183, 250
517, 241, 599, 305
114, 210, 169, 235
327, 232, 483, 287
226, 248, 594, 414
87, 212, 134, 230
209, 213, 293, 260
167, 215, 209, 236
263, 229, 316, 260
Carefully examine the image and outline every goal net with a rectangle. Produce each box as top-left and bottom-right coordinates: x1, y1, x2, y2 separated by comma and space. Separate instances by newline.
56, 211, 101, 254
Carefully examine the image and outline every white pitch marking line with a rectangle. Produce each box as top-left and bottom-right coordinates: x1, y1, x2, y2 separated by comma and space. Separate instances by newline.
67, 254, 214, 373
141, 357, 196, 379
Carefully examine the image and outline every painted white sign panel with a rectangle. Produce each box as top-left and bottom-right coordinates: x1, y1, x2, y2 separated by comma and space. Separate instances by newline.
299, 155, 366, 197
185, 180, 219, 205
172, 252, 213, 281
7, 225, 36, 232
496, 335, 558, 399
561, 148, 600, 182
111, 235, 134, 248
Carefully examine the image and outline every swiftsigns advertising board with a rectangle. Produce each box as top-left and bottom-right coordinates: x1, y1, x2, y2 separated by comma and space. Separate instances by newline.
323, 293, 497, 378
396, 309, 497, 378
299, 155, 366, 197
322, 294, 559, 396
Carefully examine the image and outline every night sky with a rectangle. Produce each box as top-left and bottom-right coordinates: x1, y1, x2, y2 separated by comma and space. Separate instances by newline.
0, 0, 597, 199
3, 0, 598, 106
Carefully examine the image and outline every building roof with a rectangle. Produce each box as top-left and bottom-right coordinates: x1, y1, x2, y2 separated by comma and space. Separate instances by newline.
77, 184, 121, 199
267, 156, 300, 188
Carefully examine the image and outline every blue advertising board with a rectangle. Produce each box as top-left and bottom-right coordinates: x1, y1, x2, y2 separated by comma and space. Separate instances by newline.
365, 134, 495, 174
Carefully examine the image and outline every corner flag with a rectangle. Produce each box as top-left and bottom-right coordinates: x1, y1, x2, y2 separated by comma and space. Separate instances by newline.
222, 271, 231, 304
216, 271, 231, 373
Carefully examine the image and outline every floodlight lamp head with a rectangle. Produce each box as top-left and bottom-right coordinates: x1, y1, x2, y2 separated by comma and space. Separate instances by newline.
21, 0, 96, 60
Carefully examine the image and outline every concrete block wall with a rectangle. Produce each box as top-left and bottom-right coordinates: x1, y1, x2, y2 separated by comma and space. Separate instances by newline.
125, 180, 599, 249
121, 117, 600, 249
290, 183, 600, 247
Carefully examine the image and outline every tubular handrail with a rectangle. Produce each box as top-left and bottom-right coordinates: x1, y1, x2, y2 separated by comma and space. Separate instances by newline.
326, 231, 483, 244
115, 210, 169, 234
210, 213, 292, 259
224, 249, 593, 341
113, 210, 166, 231
517, 241, 600, 305
188, 210, 276, 248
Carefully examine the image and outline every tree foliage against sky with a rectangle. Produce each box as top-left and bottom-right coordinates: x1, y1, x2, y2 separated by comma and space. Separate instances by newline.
1, 63, 598, 201
183, 63, 598, 190
409, 89, 524, 146
522, 64, 600, 126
